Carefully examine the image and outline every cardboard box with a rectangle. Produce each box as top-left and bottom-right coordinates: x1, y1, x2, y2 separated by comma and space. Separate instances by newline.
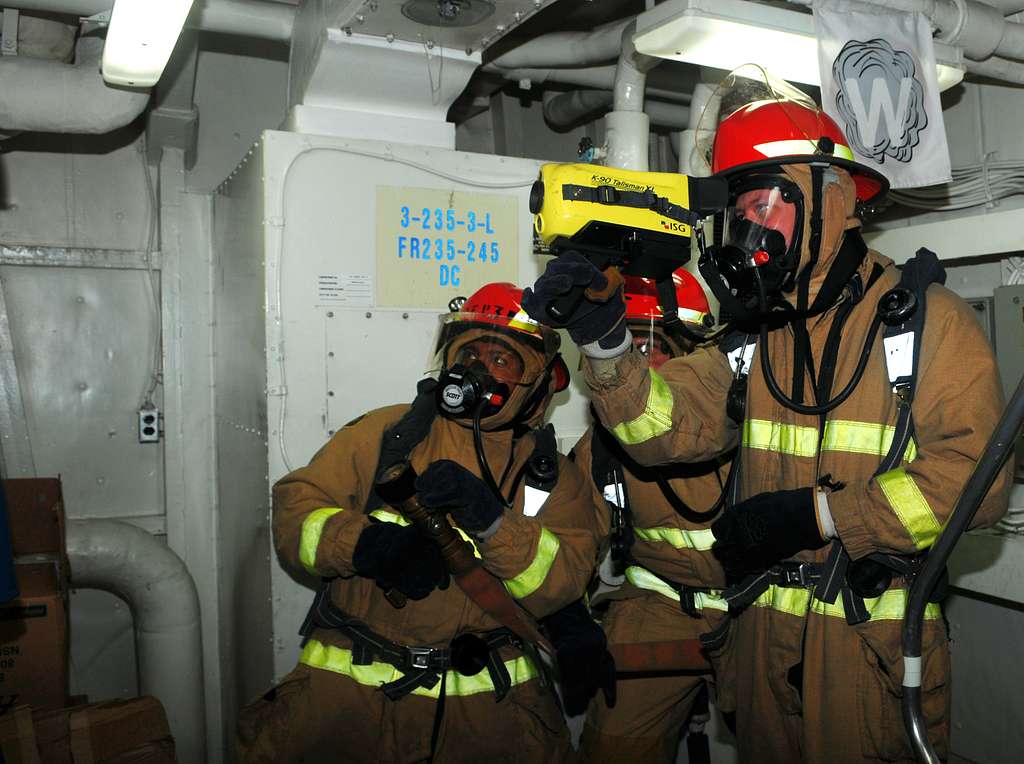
3, 479, 68, 584
0, 563, 69, 712
0, 706, 41, 763
34, 697, 176, 764
0, 479, 70, 713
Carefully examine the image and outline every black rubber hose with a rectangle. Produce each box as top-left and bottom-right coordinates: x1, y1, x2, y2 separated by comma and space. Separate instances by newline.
902, 372, 1024, 763
473, 401, 513, 509
754, 269, 882, 416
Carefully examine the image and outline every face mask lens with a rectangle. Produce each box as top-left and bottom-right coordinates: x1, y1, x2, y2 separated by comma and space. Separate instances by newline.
453, 338, 526, 385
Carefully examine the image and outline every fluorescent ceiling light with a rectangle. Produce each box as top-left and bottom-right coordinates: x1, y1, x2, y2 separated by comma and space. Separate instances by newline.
102, 0, 195, 87
633, 0, 965, 92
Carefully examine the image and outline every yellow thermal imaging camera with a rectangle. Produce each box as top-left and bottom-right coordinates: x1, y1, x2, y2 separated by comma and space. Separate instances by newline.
529, 163, 728, 283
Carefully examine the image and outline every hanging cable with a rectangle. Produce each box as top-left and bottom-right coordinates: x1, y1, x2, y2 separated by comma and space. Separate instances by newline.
472, 399, 513, 509
139, 138, 163, 411
754, 268, 883, 416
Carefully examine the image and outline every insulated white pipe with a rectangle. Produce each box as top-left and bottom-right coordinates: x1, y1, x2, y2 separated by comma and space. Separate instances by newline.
0, 35, 149, 133
965, 51, 1024, 80
67, 519, 205, 764
612, 21, 659, 112
606, 21, 660, 171
489, 16, 634, 69
543, 89, 690, 130
5, 0, 294, 41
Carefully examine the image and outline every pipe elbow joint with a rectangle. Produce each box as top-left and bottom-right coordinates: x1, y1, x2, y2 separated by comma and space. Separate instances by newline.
941, 0, 1006, 61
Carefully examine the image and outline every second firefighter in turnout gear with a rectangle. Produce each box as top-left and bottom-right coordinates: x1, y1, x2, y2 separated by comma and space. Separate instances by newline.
525, 68, 1012, 763
237, 282, 599, 764
574, 269, 731, 764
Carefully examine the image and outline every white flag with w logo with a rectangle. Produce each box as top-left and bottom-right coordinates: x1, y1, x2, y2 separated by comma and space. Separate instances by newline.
813, 0, 951, 189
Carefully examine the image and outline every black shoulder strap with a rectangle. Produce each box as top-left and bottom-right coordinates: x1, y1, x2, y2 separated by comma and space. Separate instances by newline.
365, 378, 439, 513
814, 249, 946, 621
876, 247, 946, 474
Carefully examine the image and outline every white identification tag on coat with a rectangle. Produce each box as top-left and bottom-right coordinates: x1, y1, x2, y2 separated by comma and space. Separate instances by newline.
883, 332, 914, 382
523, 485, 550, 517
603, 483, 626, 508
727, 342, 756, 374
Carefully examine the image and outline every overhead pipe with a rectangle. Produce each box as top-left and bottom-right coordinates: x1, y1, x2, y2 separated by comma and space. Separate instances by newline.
542, 89, 690, 131
791, 0, 1024, 63
0, 34, 149, 133
4, 0, 294, 42
965, 52, 1024, 81
483, 64, 690, 103
489, 16, 634, 69
67, 519, 206, 764
606, 20, 660, 170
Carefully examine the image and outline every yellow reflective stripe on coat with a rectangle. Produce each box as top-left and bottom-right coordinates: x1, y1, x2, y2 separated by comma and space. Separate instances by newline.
743, 419, 919, 462
504, 527, 560, 599
633, 526, 717, 551
368, 509, 482, 558
751, 584, 942, 621
743, 419, 818, 457
610, 369, 674, 445
822, 420, 918, 462
625, 566, 728, 612
876, 467, 942, 549
300, 508, 344, 576
300, 639, 538, 698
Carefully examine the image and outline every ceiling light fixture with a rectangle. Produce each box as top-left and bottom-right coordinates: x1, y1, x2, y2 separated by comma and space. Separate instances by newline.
102, 0, 195, 87
633, 0, 965, 92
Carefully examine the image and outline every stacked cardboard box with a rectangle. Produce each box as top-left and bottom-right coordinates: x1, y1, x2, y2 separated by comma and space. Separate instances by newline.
0, 479, 70, 713
0, 696, 176, 763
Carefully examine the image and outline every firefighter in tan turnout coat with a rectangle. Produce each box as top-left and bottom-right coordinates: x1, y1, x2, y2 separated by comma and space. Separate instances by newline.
523, 75, 1011, 763
237, 282, 600, 763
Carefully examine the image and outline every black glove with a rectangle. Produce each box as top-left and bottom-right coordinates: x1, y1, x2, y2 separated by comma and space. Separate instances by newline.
352, 522, 450, 600
416, 460, 504, 535
543, 600, 616, 716
710, 488, 827, 578
521, 251, 627, 351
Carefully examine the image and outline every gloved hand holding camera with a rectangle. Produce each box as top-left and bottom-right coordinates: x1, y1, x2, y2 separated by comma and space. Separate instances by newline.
521, 251, 629, 358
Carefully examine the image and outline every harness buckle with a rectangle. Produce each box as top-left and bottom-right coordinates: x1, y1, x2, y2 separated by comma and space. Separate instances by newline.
406, 646, 433, 670
595, 185, 619, 204
893, 381, 912, 405
778, 562, 816, 587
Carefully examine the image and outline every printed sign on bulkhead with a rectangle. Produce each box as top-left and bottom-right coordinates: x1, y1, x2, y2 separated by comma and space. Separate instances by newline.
813, 0, 951, 189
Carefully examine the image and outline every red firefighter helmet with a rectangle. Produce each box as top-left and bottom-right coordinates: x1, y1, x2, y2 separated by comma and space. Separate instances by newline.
712, 99, 888, 206
431, 282, 569, 394
622, 268, 711, 326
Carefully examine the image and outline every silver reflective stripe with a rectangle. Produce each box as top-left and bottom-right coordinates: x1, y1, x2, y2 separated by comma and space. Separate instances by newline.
624, 566, 728, 612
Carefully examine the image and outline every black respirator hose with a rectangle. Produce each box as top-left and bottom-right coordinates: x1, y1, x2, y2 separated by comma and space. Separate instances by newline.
754, 268, 882, 416
903, 373, 1024, 763
472, 400, 513, 509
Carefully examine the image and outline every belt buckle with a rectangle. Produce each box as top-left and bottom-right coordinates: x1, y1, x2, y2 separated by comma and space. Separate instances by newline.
406, 646, 432, 670
782, 563, 812, 587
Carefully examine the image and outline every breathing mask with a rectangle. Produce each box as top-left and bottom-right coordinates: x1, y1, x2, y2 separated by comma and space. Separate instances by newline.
699, 175, 804, 320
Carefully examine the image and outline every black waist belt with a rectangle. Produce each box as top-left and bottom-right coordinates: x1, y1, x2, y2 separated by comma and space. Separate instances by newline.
300, 585, 521, 701
702, 543, 941, 653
